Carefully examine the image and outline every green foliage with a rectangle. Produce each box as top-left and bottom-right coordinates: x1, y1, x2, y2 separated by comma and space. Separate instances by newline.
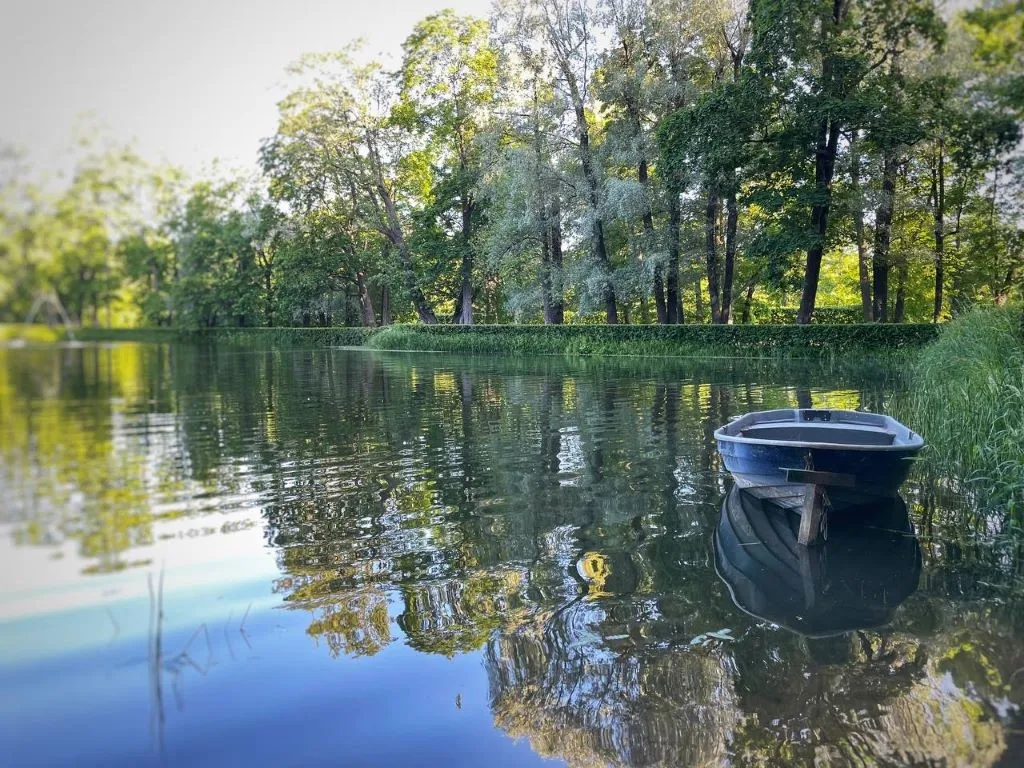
193, 326, 374, 348
761, 306, 864, 325
3, 2, 1022, 331
0, 323, 66, 343
912, 306, 1024, 514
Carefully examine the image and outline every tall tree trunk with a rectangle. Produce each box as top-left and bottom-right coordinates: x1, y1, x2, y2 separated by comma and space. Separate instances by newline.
264, 268, 274, 327
639, 158, 666, 323
369, 135, 437, 324
721, 185, 738, 324
653, 273, 667, 323
570, 99, 617, 323
797, 119, 842, 324
949, 201, 967, 314
931, 138, 945, 323
666, 190, 682, 324
796, 0, 846, 325
380, 284, 391, 326
454, 196, 474, 325
704, 185, 722, 324
894, 255, 908, 323
548, 196, 565, 325
357, 272, 376, 327
541, 208, 554, 324
850, 132, 872, 320
694, 275, 704, 323
994, 265, 1018, 306
540, 201, 562, 325
872, 150, 898, 323
741, 281, 756, 324
379, 189, 436, 325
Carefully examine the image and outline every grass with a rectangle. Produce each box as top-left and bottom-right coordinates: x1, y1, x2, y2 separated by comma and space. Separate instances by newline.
0, 323, 66, 343
0, 324, 182, 343
911, 306, 1024, 516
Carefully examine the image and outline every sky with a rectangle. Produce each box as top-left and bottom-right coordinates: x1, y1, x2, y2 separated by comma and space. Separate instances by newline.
0, 0, 492, 182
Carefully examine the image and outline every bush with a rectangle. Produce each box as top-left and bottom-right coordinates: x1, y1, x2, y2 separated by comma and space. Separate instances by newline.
760, 306, 864, 325
190, 327, 374, 347
74, 327, 182, 343
0, 323, 66, 343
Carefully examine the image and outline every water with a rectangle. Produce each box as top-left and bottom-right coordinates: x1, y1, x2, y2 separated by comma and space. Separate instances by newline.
1, 343, 1022, 767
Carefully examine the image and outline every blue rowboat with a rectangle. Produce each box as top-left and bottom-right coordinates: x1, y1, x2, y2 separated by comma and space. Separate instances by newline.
714, 409, 923, 496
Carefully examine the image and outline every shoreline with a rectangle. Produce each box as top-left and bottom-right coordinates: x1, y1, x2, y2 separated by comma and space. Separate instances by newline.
0, 322, 939, 360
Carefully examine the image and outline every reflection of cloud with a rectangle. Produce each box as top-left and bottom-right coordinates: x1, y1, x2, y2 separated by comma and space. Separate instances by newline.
0, 509, 275, 621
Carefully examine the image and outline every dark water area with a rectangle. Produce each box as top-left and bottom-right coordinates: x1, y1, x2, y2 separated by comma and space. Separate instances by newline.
1, 343, 1022, 767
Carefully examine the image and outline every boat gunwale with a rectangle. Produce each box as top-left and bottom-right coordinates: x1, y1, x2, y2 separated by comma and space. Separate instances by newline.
714, 408, 924, 453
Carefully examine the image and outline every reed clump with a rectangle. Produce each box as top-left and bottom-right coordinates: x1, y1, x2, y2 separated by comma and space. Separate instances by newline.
912, 307, 1024, 514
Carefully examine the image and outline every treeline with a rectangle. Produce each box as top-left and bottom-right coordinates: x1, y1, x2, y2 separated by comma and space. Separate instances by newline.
1, 0, 1021, 329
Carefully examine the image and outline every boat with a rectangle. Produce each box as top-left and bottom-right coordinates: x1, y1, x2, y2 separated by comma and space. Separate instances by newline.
714, 486, 921, 638
714, 408, 923, 496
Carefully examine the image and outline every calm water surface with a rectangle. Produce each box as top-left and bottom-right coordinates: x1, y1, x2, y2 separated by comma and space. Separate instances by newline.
1, 343, 1022, 767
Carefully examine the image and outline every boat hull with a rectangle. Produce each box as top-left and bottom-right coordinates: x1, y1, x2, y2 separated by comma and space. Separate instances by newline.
716, 439, 919, 496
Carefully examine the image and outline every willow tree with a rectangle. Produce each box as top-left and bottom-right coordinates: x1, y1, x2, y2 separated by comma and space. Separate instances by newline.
500, 0, 620, 323
477, 42, 568, 324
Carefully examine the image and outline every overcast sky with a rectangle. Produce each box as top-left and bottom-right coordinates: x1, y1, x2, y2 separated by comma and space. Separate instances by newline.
0, 0, 491, 181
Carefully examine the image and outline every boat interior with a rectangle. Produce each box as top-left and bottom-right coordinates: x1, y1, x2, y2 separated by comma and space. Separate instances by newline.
739, 423, 896, 446
718, 409, 921, 448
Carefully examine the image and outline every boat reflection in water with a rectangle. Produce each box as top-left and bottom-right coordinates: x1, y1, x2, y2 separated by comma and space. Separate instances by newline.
714, 484, 921, 640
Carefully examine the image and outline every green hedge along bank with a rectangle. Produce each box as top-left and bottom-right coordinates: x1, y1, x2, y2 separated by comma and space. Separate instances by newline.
4, 322, 939, 358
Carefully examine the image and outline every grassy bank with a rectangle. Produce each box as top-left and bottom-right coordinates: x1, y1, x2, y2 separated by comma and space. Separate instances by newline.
1, 322, 937, 358
0, 325, 182, 343
363, 323, 936, 358
0, 323, 68, 343
911, 307, 1024, 515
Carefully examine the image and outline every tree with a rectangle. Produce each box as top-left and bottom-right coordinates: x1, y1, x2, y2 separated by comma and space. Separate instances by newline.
265, 49, 439, 325
396, 11, 499, 325
506, 0, 620, 323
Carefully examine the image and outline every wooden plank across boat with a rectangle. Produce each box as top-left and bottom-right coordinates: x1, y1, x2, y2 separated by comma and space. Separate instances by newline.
714, 408, 924, 545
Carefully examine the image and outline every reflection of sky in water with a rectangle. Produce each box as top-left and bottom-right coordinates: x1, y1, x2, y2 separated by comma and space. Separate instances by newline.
0, 344, 1021, 767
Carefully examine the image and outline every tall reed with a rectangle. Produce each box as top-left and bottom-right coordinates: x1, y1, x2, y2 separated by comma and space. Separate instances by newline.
912, 307, 1024, 516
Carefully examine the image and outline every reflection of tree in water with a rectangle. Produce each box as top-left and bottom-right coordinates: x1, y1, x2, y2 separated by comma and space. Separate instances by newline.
2, 345, 184, 572
303, 590, 391, 658
724, 627, 1008, 766
487, 606, 740, 767
399, 568, 531, 656
6, 346, 1024, 765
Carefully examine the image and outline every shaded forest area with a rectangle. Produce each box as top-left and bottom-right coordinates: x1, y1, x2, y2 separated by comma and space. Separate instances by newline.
1, 0, 1021, 329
